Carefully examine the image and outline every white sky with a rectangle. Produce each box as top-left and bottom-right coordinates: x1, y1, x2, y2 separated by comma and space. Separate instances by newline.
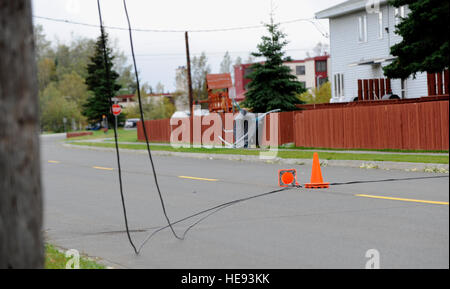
32, 0, 344, 91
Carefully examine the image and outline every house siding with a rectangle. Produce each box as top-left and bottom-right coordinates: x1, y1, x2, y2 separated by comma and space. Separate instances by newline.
328, 4, 428, 102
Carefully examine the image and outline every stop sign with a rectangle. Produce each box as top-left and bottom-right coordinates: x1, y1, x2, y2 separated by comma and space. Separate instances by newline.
112, 104, 122, 116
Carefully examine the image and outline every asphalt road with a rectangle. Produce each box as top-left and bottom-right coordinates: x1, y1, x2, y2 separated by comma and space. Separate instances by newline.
41, 135, 449, 268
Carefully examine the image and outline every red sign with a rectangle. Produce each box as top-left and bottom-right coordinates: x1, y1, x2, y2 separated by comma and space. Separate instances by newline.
112, 104, 122, 116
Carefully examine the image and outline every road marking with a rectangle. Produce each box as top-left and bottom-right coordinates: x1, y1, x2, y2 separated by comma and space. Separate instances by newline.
93, 166, 114, 171
178, 176, 218, 182
48, 160, 60, 164
355, 194, 449, 205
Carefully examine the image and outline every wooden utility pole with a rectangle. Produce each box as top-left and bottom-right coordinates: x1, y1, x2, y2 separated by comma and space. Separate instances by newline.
185, 31, 194, 117
0, 0, 44, 268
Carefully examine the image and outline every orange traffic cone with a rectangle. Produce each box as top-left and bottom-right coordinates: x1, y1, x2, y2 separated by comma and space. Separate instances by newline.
304, 152, 329, 188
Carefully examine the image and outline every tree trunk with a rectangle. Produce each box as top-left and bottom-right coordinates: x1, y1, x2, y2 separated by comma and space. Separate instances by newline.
0, 0, 43, 268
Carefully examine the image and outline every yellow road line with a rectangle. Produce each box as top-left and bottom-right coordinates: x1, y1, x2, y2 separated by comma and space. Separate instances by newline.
93, 166, 114, 171
355, 194, 449, 205
48, 160, 60, 164
178, 176, 218, 182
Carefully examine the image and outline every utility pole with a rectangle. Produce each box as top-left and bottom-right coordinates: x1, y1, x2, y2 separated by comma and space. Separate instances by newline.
0, 0, 43, 268
185, 31, 194, 118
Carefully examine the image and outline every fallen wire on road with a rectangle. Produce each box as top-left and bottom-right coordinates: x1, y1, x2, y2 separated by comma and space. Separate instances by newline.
137, 187, 296, 253
329, 175, 448, 186
97, 0, 449, 255
97, 0, 301, 255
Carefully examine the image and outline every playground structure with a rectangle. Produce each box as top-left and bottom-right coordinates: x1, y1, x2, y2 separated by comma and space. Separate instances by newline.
200, 73, 234, 113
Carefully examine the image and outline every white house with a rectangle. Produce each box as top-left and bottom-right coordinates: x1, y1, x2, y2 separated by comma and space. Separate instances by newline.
316, 0, 428, 103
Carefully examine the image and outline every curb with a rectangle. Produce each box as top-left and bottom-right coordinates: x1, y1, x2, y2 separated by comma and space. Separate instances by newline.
62, 143, 449, 173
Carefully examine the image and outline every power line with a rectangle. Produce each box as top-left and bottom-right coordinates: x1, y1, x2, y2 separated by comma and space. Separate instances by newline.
131, 48, 313, 58
33, 15, 328, 36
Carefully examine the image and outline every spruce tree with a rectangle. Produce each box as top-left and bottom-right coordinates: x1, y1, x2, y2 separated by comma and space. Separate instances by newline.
242, 20, 305, 112
383, 0, 449, 79
82, 30, 122, 125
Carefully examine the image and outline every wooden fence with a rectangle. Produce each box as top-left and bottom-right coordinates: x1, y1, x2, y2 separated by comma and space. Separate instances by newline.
137, 112, 296, 146
137, 98, 449, 151
137, 118, 171, 142
294, 99, 449, 150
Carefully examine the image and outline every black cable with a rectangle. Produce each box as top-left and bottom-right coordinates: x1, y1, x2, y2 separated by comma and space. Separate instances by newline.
33, 15, 326, 34
96, 0, 138, 254
138, 187, 293, 252
122, 0, 182, 241
329, 175, 448, 186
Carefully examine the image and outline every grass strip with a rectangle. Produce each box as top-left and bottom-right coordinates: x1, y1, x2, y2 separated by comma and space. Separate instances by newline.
45, 244, 105, 269
70, 141, 449, 164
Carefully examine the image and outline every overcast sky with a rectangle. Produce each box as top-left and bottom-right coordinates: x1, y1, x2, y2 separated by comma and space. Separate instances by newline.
32, 0, 344, 91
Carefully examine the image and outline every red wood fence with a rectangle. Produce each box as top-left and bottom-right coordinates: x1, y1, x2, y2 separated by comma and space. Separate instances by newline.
137, 112, 297, 146
136, 98, 449, 151
294, 99, 449, 150
137, 118, 171, 142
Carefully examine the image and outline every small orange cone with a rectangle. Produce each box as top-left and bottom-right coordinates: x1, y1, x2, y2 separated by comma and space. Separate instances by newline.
304, 152, 329, 188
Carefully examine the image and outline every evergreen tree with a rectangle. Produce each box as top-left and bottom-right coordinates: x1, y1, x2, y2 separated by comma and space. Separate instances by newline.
383, 0, 449, 79
82, 31, 122, 125
242, 21, 305, 112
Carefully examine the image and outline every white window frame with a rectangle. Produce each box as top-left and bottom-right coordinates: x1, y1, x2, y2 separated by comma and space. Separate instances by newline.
401, 78, 407, 98
334, 73, 344, 97
358, 15, 368, 43
378, 11, 383, 39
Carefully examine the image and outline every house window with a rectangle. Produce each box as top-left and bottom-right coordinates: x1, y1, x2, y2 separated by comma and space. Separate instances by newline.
395, 6, 405, 25
296, 65, 305, 75
318, 77, 328, 87
299, 81, 306, 89
378, 11, 383, 39
316, 61, 327, 72
334, 73, 344, 97
358, 15, 367, 42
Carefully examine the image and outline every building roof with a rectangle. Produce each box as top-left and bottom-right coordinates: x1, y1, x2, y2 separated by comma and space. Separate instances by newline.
316, 0, 388, 19
206, 73, 233, 89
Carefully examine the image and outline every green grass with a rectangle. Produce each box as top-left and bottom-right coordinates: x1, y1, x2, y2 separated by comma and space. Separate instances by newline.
66, 129, 449, 154
64, 128, 138, 142
45, 244, 105, 269
69, 141, 449, 164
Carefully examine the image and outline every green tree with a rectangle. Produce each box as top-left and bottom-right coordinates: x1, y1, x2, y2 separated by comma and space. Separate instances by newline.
155, 82, 165, 94
192, 52, 211, 101
34, 24, 51, 60
124, 98, 175, 120
40, 83, 83, 132
48, 37, 96, 80
242, 21, 305, 112
113, 48, 136, 94
37, 57, 57, 92
57, 71, 90, 110
298, 82, 331, 104
220, 51, 232, 73
82, 31, 122, 125
383, 0, 449, 79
